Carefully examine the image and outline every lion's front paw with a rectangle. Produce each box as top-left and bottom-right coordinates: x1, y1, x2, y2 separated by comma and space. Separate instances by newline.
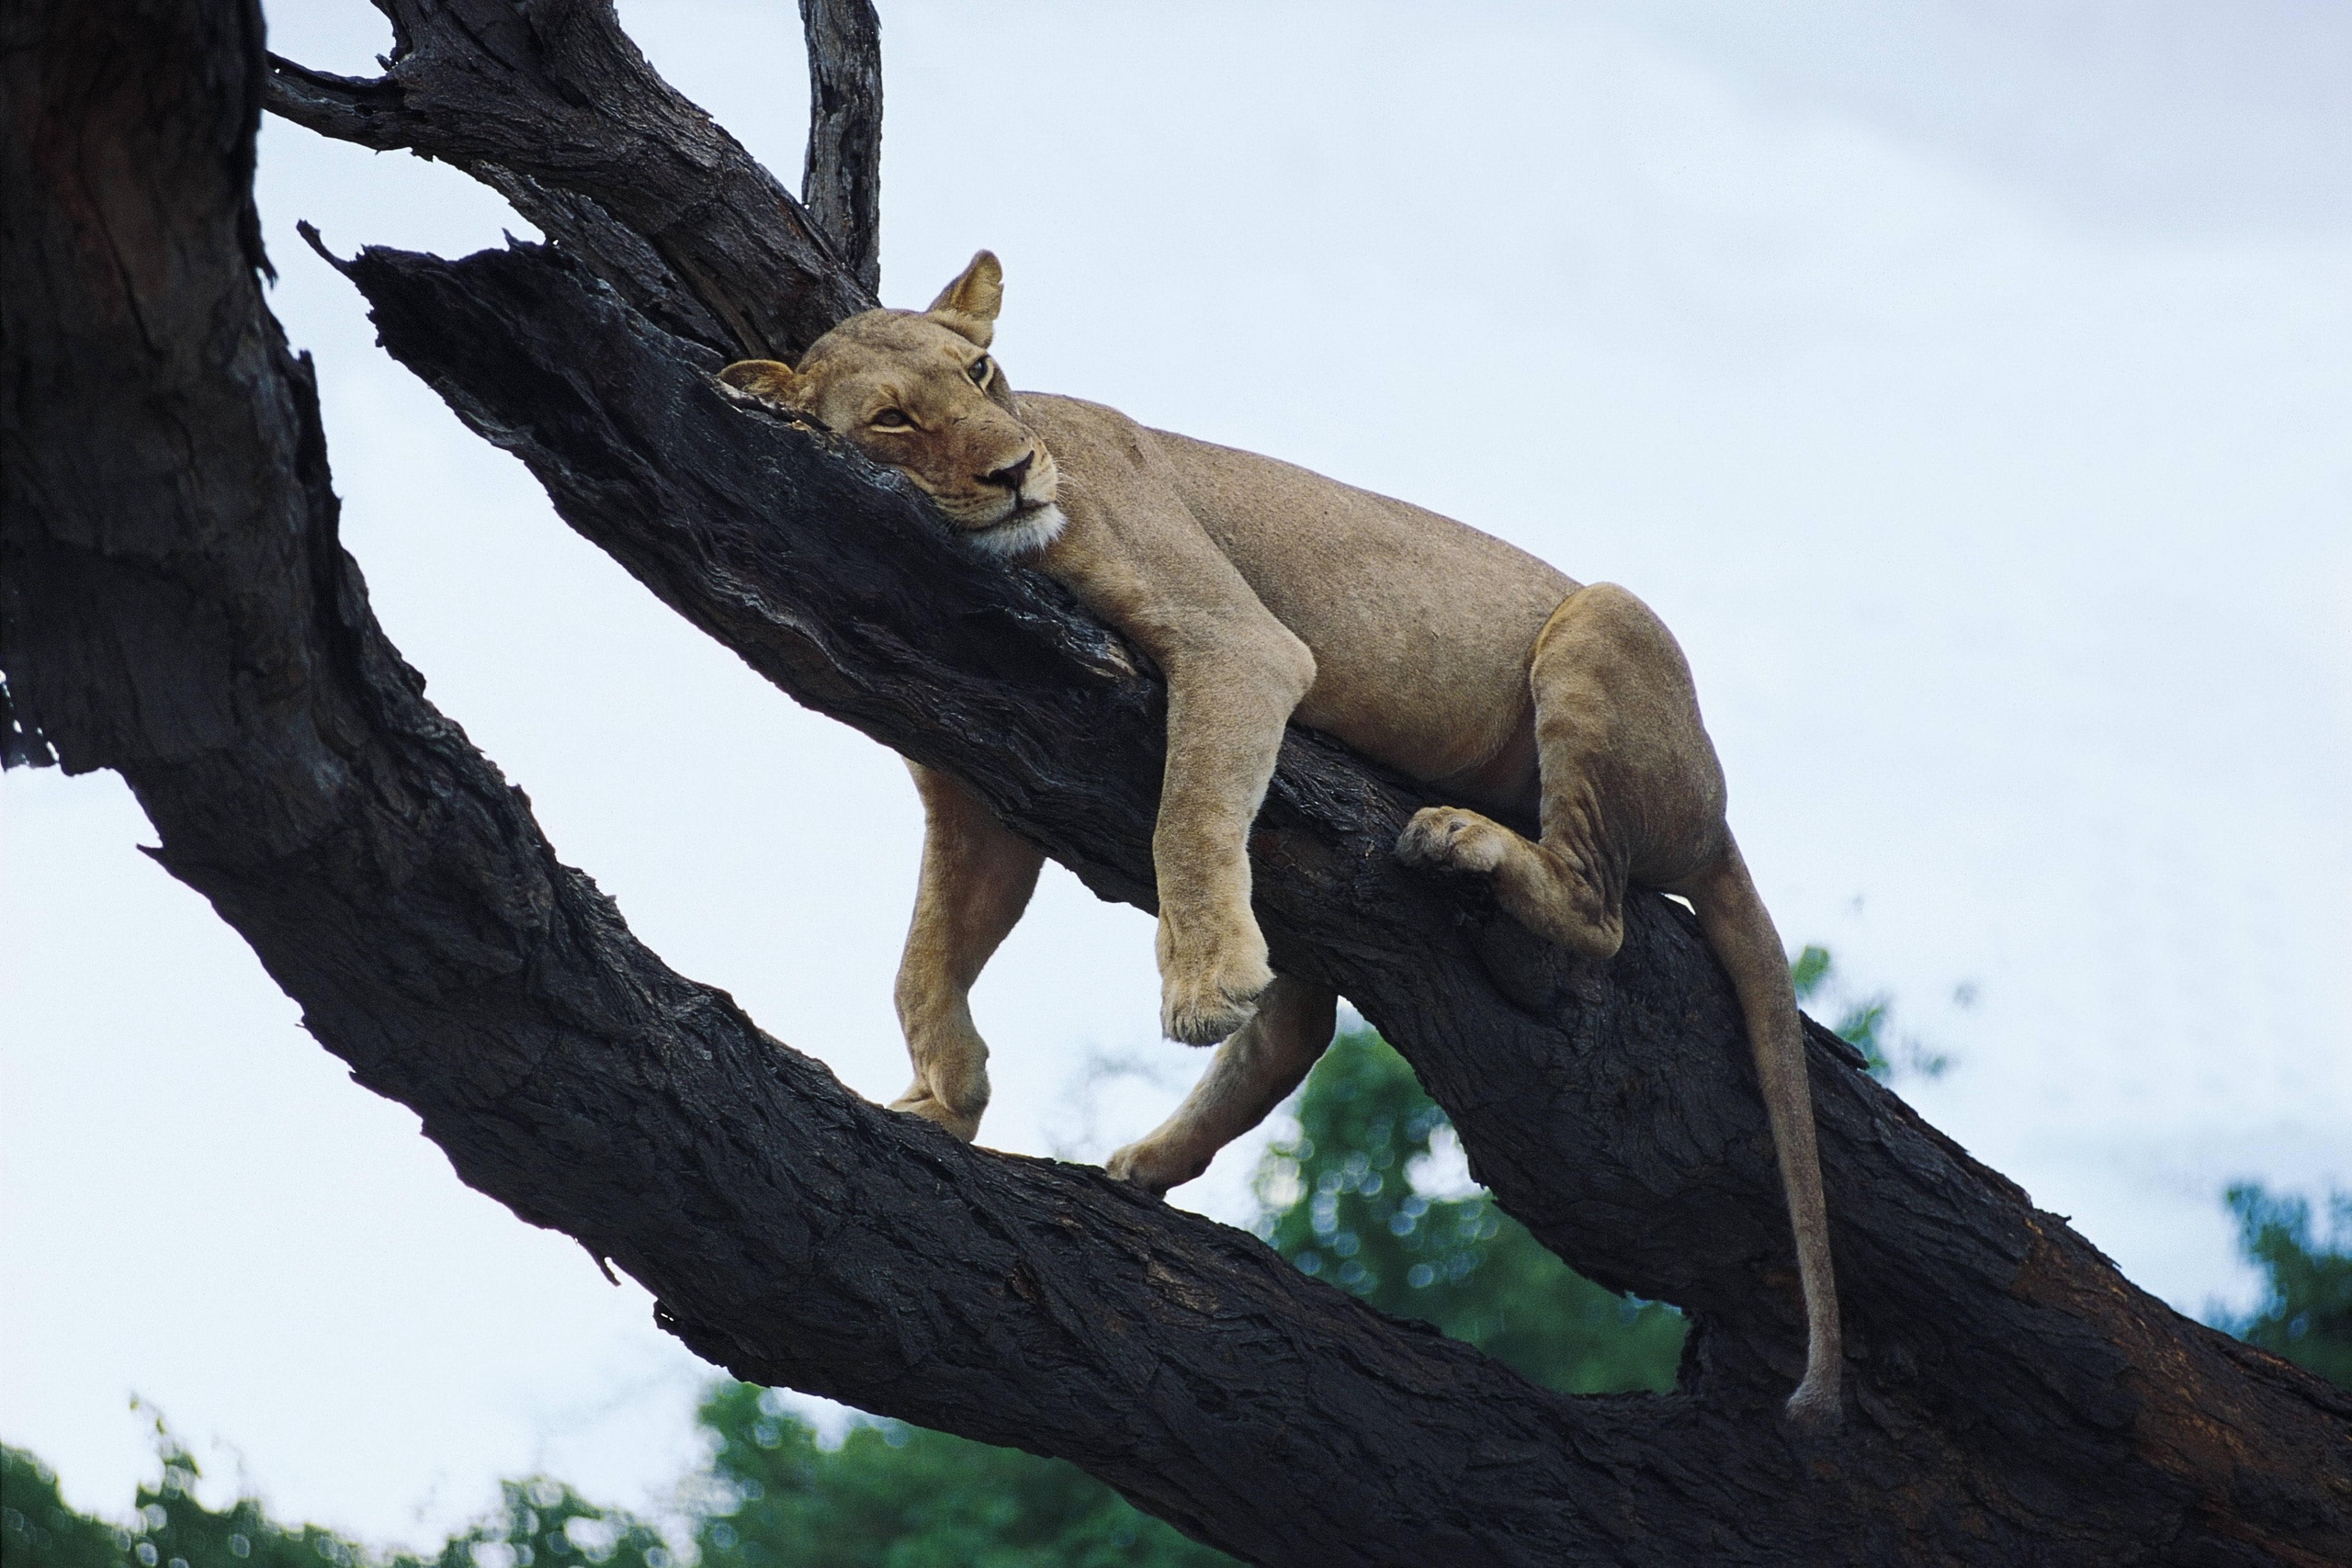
1105, 1136, 1207, 1199
1396, 807, 1511, 874
1161, 973, 1266, 1045
1159, 946, 1272, 1045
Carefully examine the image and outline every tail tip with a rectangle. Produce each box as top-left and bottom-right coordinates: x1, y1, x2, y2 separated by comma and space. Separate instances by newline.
1781, 1375, 1843, 1436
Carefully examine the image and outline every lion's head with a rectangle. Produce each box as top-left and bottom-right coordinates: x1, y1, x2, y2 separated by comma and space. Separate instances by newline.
719, 251, 1064, 557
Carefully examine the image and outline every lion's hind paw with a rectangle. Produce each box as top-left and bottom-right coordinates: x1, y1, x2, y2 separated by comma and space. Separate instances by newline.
1105, 1136, 1206, 1199
1396, 807, 1512, 875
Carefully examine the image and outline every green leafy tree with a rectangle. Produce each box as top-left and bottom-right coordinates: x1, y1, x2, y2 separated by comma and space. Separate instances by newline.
1, 1417, 668, 1568
424, 1477, 672, 1568
2214, 1183, 2352, 1389
1255, 1027, 1686, 1393
4, 1415, 381, 1568
5, 1446, 125, 1568
692, 1383, 1228, 1568
1790, 944, 1951, 1082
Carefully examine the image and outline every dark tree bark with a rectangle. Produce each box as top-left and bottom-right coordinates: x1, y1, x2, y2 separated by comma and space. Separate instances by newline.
797, 0, 884, 297
6, 3, 2347, 1565
260, 0, 872, 358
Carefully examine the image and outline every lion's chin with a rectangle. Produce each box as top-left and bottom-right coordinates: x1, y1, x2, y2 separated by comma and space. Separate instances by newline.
966, 502, 1067, 558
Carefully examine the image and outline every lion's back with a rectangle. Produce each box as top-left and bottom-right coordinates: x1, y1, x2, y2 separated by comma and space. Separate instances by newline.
1023, 393, 1572, 807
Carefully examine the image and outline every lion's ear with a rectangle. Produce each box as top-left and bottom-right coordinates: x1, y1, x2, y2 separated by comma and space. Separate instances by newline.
925, 250, 1002, 346
718, 358, 807, 408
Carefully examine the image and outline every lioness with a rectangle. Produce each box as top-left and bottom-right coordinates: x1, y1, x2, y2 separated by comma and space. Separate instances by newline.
720, 253, 1842, 1428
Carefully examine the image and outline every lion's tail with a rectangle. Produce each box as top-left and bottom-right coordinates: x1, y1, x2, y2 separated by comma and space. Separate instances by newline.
1687, 837, 1844, 1431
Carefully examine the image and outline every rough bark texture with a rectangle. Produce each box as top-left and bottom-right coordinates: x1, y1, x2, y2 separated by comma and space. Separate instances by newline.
797, 0, 883, 297
261, 0, 872, 358
5, 2, 2347, 1564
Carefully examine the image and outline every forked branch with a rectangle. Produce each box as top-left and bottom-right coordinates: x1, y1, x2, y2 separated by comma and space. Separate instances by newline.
263, 0, 873, 356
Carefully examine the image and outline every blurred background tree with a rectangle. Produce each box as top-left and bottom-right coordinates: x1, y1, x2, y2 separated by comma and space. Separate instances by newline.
6, 1412, 385, 1568
689, 1383, 1225, 1568
1252, 1027, 1686, 1393
4, 1427, 673, 1568
424, 1476, 673, 1568
1789, 944, 1953, 1084
2209, 1184, 2352, 1390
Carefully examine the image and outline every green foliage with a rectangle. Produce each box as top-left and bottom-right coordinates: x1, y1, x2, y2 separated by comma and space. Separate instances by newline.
5, 1446, 124, 1568
3, 1416, 380, 1568
1791, 943, 1951, 1082
425, 1478, 672, 1568
0, 1417, 667, 1568
692, 1383, 1227, 1568
2215, 1183, 2352, 1389
1254, 1027, 1686, 1393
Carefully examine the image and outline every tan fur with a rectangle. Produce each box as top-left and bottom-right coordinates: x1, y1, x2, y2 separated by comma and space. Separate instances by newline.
719, 252, 1845, 1429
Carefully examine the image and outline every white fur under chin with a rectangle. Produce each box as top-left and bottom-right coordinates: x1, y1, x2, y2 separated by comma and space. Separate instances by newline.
966, 502, 1067, 558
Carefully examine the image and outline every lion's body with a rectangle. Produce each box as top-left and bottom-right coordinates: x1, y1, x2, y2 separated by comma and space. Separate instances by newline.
1025, 395, 1572, 813
718, 252, 1845, 1429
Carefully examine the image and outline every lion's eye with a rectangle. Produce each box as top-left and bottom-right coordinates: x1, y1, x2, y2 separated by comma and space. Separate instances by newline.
870, 409, 913, 430
967, 357, 992, 387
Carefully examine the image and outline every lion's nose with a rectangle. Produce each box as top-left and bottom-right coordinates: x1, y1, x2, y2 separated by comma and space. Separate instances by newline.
983, 451, 1035, 492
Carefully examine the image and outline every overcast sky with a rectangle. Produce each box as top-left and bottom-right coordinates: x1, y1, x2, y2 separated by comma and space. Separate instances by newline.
6, 0, 2347, 1548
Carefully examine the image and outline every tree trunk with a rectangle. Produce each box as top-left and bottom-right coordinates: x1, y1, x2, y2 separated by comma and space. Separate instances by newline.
5, 3, 2346, 1564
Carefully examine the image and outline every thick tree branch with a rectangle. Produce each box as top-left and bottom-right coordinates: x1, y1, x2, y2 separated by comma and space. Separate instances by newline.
797, 0, 883, 296
263, 0, 872, 357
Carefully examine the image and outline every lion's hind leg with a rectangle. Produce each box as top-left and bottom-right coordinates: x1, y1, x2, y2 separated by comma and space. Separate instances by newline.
890, 761, 1045, 1143
1396, 804, 1627, 960
1396, 586, 1694, 957
1423, 581, 1843, 1427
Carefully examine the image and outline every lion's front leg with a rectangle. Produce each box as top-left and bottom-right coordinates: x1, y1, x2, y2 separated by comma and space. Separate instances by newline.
1152, 633, 1316, 1044
889, 760, 1044, 1141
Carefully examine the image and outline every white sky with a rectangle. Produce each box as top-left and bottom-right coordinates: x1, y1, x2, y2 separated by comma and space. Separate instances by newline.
6, 0, 2348, 1547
